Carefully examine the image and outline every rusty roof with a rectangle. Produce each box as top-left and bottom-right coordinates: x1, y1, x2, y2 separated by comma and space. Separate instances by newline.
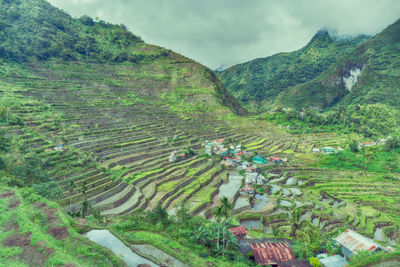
250, 242, 296, 266
228, 225, 248, 236
334, 229, 382, 253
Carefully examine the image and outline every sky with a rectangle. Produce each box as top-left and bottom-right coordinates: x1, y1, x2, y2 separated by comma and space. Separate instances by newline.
48, 0, 400, 70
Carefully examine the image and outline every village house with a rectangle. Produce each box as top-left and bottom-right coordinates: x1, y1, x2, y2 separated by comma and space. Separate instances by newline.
240, 184, 254, 194
238, 161, 251, 170
322, 147, 336, 154
54, 143, 65, 151
334, 229, 387, 259
250, 242, 297, 266
319, 255, 348, 267
270, 157, 282, 164
253, 155, 266, 164
168, 151, 178, 162
228, 225, 248, 240
312, 148, 320, 153
245, 171, 265, 185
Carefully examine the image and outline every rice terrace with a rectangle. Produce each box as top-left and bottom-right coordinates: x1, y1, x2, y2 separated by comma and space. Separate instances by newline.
0, 0, 399, 266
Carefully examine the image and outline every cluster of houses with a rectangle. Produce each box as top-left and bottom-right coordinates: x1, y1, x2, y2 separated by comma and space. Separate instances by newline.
312, 138, 389, 154
204, 139, 288, 195
227, 225, 391, 267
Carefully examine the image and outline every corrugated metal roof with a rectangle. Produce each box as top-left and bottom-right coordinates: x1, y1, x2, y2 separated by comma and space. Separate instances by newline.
228, 225, 248, 236
250, 242, 296, 266
334, 229, 381, 253
319, 255, 348, 267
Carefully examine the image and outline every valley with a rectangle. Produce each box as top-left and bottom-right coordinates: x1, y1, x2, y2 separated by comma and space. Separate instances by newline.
0, 1, 399, 266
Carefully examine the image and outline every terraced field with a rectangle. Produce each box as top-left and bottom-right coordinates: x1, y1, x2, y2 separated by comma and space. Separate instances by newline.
2, 61, 314, 218
4, 61, 398, 248
233, 166, 400, 245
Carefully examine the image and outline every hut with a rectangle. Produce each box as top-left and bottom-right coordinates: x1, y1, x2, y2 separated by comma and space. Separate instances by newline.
250, 242, 296, 266
253, 155, 266, 164
228, 225, 248, 240
334, 229, 387, 259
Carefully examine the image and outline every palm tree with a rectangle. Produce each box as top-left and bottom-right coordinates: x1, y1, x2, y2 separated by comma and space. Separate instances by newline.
289, 202, 302, 237
68, 180, 75, 210
0, 106, 10, 123
81, 198, 89, 218
219, 196, 233, 257
212, 206, 223, 255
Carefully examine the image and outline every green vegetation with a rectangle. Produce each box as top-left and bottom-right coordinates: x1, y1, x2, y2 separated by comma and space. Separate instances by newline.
0, 0, 398, 266
218, 30, 369, 112
111, 202, 251, 266
0, 184, 125, 266
318, 146, 400, 173
220, 18, 400, 113
265, 103, 400, 137
276, 18, 400, 110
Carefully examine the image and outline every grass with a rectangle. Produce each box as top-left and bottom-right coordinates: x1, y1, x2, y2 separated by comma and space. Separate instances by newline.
124, 167, 164, 183
0, 184, 125, 266
114, 230, 248, 267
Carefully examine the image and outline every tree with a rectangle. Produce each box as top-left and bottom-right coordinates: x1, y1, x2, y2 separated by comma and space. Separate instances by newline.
81, 198, 90, 218
349, 139, 359, 153
0, 131, 10, 153
212, 206, 223, 255
384, 136, 399, 151
218, 197, 233, 257
68, 180, 75, 210
289, 202, 302, 237
0, 106, 10, 124
151, 204, 170, 228
175, 201, 190, 225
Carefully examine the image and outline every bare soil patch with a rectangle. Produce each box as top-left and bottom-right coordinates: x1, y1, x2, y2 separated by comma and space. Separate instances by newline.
0, 190, 15, 198
48, 226, 69, 240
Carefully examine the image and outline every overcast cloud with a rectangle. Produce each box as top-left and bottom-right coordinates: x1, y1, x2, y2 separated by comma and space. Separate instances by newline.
48, 0, 400, 69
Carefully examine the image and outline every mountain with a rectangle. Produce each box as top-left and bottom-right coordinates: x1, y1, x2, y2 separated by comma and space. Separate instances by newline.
217, 29, 369, 112
276, 18, 400, 110
0, 0, 245, 116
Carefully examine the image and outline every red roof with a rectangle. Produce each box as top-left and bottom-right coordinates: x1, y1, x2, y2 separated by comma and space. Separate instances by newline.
241, 184, 254, 192
217, 139, 224, 143
250, 242, 296, 266
272, 157, 281, 161
237, 151, 244, 155
228, 225, 248, 237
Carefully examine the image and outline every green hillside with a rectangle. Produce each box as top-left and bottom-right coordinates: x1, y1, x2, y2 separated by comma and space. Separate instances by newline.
0, 0, 245, 117
1, 1, 400, 266
218, 30, 369, 112
277, 18, 400, 110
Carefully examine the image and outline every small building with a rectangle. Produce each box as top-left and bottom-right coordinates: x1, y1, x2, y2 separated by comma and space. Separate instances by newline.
334, 229, 387, 259
245, 172, 265, 185
253, 155, 266, 164
319, 255, 348, 267
241, 184, 254, 194
271, 157, 282, 164
168, 151, 178, 162
312, 148, 320, 153
250, 242, 296, 266
221, 159, 233, 168
322, 147, 335, 154
228, 225, 248, 240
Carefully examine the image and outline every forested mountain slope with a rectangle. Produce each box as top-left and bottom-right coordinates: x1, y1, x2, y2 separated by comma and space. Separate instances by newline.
218, 30, 369, 112
277, 18, 400, 110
